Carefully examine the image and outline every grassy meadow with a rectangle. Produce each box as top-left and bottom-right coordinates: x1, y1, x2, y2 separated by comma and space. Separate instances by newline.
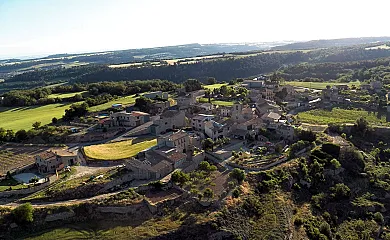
0, 94, 137, 131
284, 81, 361, 90
0, 103, 75, 131
203, 83, 228, 90
297, 108, 389, 126
84, 138, 157, 160
88, 95, 138, 112
48, 91, 87, 99
198, 97, 234, 106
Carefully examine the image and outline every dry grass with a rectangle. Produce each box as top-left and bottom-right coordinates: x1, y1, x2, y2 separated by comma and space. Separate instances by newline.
84, 138, 157, 160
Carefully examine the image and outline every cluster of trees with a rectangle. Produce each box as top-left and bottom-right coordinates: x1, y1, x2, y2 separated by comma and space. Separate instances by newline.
1, 79, 178, 107
0, 122, 68, 143
280, 58, 390, 82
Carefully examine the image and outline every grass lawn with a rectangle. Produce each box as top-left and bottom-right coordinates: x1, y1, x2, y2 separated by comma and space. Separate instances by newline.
84, 138, 157, 160
0, 94, 138, 131
297, 108, 389, 126
284, 81, 361, 90
0, 103, 76, 131
203, 83, 228, 90
0, 178, 27, 192
48, 91, 87, 99
198, 97, 234, 106
89, 95, 138, 112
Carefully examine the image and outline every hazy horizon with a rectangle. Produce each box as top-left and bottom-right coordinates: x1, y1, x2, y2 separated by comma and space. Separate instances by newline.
1, 0, 390, 59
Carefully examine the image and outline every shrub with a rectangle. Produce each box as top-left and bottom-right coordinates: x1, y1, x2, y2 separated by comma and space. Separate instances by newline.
12, 203, 34, 224
374, 212, 384, 224
232, 187, 241, 198
203, 188, 214, 199
171, 170, 190, 185
229, 168, 245, 183
294, 217, 304, 226
330, 183, 350, 200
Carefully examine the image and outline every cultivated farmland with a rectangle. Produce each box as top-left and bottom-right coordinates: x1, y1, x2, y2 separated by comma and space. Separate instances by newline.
0, 103, 75, 131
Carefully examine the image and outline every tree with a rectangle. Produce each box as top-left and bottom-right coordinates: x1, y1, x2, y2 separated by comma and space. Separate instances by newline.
134, 96, 153, 112
5, 129, 15, 141
12, 203, 34, 224
229, 168, 245, 183
330, 159, 341, 175
207, 77, 217, 85
330, 183, 350, 200
355, 117, 369, 135
171, 170, 189, 185
198, 161, 217, 172
0, 128, 6, 142
52, 117, 58, 124
203, 188, 214, 200
15, 129, 28, 142
232, 187, 241, 198
63, 102, 89, 121
32, 121, 41, 130
202, 138, 215, 151
184, 79, 202, 92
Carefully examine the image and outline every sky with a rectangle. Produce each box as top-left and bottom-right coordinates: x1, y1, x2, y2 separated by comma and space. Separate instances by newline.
0, 0, 389, 59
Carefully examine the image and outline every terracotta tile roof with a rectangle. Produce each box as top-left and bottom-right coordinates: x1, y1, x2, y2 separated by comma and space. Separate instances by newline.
37, 151, 56, 161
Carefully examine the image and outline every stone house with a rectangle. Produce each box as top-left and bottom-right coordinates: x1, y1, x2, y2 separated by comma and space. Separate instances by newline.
218, 106, 232, 117
204, 120, 232, 141
191, 114, 215, 132
126, 146, 187, 180
150, 110, 186, 135
157, 130, 190, 152
109, 111, 151, 127
36, 149, 78, 173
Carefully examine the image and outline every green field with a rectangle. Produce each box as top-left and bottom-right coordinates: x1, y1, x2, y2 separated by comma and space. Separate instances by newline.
0, 178, 27, 192
199, 98, 234, 106
84, 138, 157, 160
0, 103, 75, 131
297, 108, 389, 126
48, 91, 87, 99
0, 94, 138, 131
88, 95, 138, 112
203, 83, 228, 90
284, 81, 361, 90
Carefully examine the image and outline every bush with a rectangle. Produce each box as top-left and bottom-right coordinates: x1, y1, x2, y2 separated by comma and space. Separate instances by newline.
232, 187, 241, 198
374, 212, 384, 224
330, 183, 350, 200
229, 168, 245, 183
171, 170, 190, 185
294, 217, 304, 226
12, 203, 34, 224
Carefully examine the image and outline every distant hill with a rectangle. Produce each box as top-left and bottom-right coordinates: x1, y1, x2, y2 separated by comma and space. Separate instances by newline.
271, 37, 390, 50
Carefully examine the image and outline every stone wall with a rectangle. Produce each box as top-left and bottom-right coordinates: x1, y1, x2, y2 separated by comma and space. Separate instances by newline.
0, 174, 58, 198
0, 181, 50, 198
